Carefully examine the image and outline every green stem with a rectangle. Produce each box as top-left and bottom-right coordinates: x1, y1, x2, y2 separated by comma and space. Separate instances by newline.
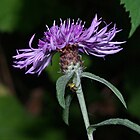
76, 83, 93, 140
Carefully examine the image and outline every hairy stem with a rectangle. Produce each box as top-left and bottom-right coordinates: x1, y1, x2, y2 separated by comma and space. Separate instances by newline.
76, 83, 93, 140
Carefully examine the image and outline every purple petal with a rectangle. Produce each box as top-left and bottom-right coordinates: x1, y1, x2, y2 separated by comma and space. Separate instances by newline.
29, 34, 35, 49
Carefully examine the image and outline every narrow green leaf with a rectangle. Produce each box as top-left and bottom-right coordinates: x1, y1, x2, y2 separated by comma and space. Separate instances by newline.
62, 94, 74, 125
121, 0, 140, 37
81, 72, 127, 109
56, 73, 73, 108
88, 118, 140, 135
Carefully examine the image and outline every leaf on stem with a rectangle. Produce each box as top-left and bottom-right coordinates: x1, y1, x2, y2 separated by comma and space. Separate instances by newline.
62, 94, 74, 125
56, 73, 73, 108
81, 72, 127, 109
88, 118, 140, 135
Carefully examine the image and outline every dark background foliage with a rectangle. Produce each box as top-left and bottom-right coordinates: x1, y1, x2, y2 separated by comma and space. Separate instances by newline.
0, 0, 140, 139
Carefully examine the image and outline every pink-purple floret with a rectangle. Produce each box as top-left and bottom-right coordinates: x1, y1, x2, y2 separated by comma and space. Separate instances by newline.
13, 14, 125, 75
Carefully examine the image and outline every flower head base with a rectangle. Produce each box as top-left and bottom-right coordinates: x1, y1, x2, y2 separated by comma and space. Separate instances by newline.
60, 45, 83, 74
13, 14, 125, 75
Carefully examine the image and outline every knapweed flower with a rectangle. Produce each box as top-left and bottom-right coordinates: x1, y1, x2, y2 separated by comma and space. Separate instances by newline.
13, 14, 124, 75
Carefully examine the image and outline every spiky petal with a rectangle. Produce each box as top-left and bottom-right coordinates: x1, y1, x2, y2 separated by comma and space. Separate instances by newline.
13, 15, 125, 75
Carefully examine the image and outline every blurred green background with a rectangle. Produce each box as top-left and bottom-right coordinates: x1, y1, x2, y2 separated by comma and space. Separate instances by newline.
0, 0, 140, 140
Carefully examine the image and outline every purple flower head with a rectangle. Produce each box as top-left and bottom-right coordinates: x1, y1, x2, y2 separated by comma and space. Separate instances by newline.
13, 14, 125, 75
